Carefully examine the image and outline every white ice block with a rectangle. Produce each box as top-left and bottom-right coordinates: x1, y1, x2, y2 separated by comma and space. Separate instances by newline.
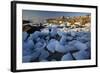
61, 53, 73, 61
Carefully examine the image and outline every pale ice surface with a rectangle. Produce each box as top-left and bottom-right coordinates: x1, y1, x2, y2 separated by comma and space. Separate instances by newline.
22, 25, 91, 62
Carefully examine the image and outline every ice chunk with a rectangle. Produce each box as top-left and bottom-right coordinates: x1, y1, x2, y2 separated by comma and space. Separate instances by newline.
66, 32, 71, 36
50, 27, 57, 37
77, 35, 90, 43
61, 53, 73, 61
23, 39, 34, 51
45, 36, 50, 41
76, 31, 86, 37
86, 42, 91, 49
60, 35, 67, 45
23, 50, 32, 56
29, 31, 40, 40
23, 55, 32, 62
74, 41, 87, 50
47, 42, 55, 53
66, 36, 73, 41
23, 32, 28, 41
73, 50, 90, 60
36, 37, 41, 42
57, 30, 66, 37
55, 42, 67, 53
34, 39, 46, 49
35, 42, 43, 49
31, 50, 41, 61
70, 31, 76, 37
68, 40, 76, 45
39, 50, 49, 60
46, 39, 58, 53
41, 28, 49, 36
65, 45, 78, 52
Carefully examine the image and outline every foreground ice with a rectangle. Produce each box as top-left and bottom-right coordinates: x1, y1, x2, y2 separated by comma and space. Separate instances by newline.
23, 32, 28, 41
23, 39, 34, 56
46, 39, 57, 53
22, 26, 91, 62
23, 55, 32, 62
55, 41, 67, 53
61, 53, 74, 61
39, 50, 49, 60
73, 50, 90, 60
74, 41, 88, 50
